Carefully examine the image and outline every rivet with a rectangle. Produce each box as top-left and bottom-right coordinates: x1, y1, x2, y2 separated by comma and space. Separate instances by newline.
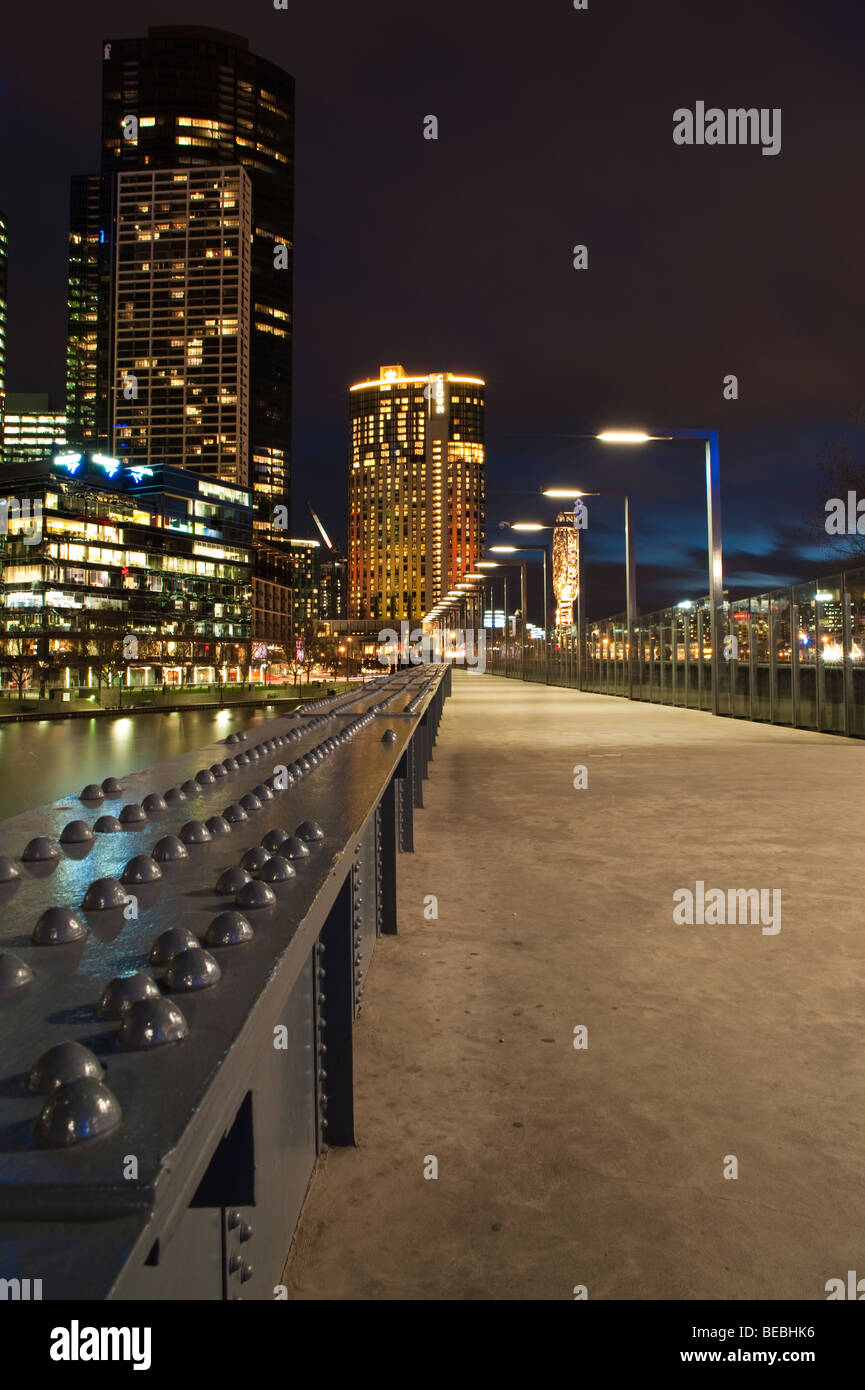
179, 820, 212, 845
119, 996, 190, 1050
82, 877, 128, 911
235, 879, 277, 910
151, 835, 189, 862
93, 815, 122, 834
96, 970, 160, 1020
34, 1076, 122, 1147
223, 803, 249, 824
142, 793, 169, 814
26, 1040, 104, 1095
121, 855, 164, 885
80, 783, 104, 804
205, 911, 254, 947
22, 836, 61, 863
148, 926, 200, 966
216, 865, 251, 895
32, 906, 88, 945
164, 946, 222, 992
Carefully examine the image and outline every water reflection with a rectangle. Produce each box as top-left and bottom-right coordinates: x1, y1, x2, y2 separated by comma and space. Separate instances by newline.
0, 708, 274, 820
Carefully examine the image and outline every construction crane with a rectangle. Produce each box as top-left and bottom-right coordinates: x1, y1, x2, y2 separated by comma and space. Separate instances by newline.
306, 501, 334, 551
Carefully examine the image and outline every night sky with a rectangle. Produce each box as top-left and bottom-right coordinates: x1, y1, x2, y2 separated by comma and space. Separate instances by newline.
2, 0, 864, 619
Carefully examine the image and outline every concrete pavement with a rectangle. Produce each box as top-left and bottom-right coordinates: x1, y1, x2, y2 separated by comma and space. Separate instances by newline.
283, 672, 865, 1300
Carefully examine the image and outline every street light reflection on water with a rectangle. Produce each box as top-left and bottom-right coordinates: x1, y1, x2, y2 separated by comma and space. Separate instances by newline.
0, 708, 277, 821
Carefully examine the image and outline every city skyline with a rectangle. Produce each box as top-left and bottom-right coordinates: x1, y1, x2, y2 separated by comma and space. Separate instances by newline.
1, 2, 864, 623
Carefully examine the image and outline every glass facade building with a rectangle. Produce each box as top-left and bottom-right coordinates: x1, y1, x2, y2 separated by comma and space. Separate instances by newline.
0, 453, 252, 690
66, 174, 115, 450
96, 24, 294, 538
112, 166, 252, 484
348, 364, 485, 622
2, 395, 67, 466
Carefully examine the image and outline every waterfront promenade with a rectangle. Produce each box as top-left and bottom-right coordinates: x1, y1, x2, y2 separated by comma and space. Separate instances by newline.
284, 671, 865, 1300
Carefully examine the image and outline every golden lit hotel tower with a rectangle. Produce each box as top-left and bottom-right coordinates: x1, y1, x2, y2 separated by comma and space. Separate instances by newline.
348, 365, 485, 621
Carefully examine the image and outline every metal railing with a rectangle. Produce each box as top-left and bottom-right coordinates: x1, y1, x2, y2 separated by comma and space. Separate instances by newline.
486, 564, 865, 738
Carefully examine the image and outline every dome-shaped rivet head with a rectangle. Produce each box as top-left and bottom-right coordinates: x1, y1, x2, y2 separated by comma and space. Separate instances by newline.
235, 752, 250, 767
239, 793, 262, 813
121, 854, 163, 885
26, 1040, 104, 1094
101, 777, 124, 795
96, 970, 160, 1020
210, 763, 227, 778
180, 780, 200, 799
164, 946, 221, 992
34, 1076, 122, 1148
93, 815, 122, 833
195, 768, 215, 785
0, 854, 20, 881
82, 877, 128, 911
178, 820, 212, 845
0, 952, 34, 990
22, 836, 61, 862
261, 827, 292, 852
148, 926, 200, 967
278, 835, 310, 860
225, 732, 239, 746
58, 820, 94, 846
255, 854, 295, 883
119, 996, 189, 1050
295, 820, 324, 842
253, 783, 274, 802
223, 803, 248, 824
118, 802, 147, 826
240, 846, 270, 872
142, 793, 168, 814
151, 835, 189, 862
32, 906, 88, 945
237, 731, 248, 742
163, 786, 186, 804
382, 730, 397, 745
80, 783, 104, 803
235, 879, 277, 910
205, 815, 232, 837
221, 758, 237, 773
216, 865, 251, 895
204, 911, 254, 947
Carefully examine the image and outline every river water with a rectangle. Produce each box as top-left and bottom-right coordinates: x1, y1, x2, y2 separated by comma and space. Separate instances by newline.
0, 705, 286, 820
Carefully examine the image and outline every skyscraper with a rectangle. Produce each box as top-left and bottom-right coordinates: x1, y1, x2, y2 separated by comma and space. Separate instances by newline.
67, 25, 294, 534
113, 166, 252, 483
348, 365, 485, 622
66, 174, 115, 451
0, 208, 7, 420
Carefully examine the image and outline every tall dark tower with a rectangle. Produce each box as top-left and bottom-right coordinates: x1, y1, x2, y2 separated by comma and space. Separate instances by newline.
66, 174, 114, 451
94, 25, 294, 536
0, 208, 8, 434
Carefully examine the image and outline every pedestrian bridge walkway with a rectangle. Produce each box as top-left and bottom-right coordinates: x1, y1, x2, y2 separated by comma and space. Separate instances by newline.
284, 671, 865, 1300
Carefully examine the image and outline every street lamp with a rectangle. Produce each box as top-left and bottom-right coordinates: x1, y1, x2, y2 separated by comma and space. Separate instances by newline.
595, 428, 723, 715
495, 531, 550, 637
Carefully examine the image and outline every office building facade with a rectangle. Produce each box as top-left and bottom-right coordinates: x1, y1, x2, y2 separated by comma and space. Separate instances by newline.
96, 24, 293, 536
348, 365, 485, 621
2, 395, 67, 466
112, 165, 252, 484
0, 452, 252, 690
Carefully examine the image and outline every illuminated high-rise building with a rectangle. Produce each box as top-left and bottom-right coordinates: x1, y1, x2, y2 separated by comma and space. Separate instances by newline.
65, 25, 294, 534
2, 394, 67, 465
112, 166, 252, 483
348, 365, 485, 621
